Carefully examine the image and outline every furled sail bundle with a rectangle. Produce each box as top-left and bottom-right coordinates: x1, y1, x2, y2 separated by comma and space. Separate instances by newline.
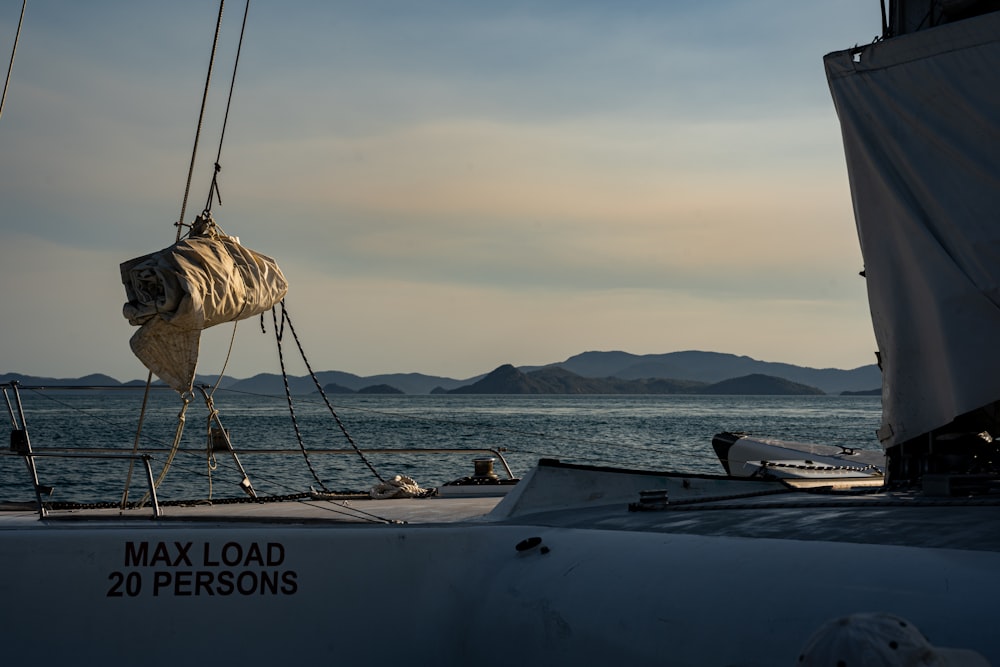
121, 215, 288, 392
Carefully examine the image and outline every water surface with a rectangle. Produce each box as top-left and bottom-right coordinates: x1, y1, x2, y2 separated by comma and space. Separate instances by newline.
1, 389, 881, 504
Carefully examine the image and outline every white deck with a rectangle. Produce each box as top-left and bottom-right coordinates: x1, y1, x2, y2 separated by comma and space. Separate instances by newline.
0, 494, 504, 525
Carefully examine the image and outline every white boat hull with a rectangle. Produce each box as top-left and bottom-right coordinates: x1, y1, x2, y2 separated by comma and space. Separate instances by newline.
2, 460, 997, 665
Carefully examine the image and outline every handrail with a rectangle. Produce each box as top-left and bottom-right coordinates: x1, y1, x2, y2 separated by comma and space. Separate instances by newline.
2, 380, 517, 519
4, 446, 513, 519
6, 446, 516, 480
4, 381, 46, 518
3, 381, 163, 518
18, 451, 162, 518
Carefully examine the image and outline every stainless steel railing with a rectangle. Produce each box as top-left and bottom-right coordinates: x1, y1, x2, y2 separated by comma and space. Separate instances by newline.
3, 381, 515, 519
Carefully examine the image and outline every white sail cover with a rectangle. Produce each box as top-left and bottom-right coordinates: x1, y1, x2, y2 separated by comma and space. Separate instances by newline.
825, 12, 1000, 448
121, 217, 288, 392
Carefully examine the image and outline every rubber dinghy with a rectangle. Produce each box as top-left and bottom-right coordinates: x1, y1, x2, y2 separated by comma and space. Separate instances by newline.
712, 431, 885, 483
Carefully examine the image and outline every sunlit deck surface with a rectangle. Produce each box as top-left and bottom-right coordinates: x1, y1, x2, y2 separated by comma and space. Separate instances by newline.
0, 494, 506, 526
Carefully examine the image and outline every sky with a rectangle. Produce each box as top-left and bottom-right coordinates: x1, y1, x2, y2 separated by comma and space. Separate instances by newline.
0, 1, 884, 383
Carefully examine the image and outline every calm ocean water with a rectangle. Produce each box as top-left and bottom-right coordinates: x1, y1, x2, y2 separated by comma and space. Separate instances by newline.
1, 389, 882, 505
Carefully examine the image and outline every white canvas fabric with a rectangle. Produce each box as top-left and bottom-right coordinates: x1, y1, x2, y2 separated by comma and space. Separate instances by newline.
825, 12, 1000, 448
121, 217, 288, 392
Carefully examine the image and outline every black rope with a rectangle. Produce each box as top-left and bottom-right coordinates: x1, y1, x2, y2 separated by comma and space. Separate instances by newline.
271, 306, 330, 492
0, 0, 26, 123
203, 0, 251, 215
270, 303, 386, 490
274, 303, 387, 483
176, 0, 225, 241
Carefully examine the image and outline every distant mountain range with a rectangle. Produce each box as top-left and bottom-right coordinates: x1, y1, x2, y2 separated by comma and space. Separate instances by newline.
443, 365, 825, 395
537, 351, 878, 394
1, 350, 881, 396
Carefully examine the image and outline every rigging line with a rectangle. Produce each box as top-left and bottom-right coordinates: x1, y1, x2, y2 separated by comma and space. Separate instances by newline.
143, 448, 378, 508
120, 370, 155, 509
20, 385, 163, 436
137, 393, 192, 508
17, 386, 364, 501
176, 0, 226, 242
13, 387, 352, 502
0, 0, 26, 122
115, 438, 326, 504
203, 0, 250, 214
276, 302, 387, 483
271, 305, 333, 493
136, 437, 394, 521
295, 498, 398, 524
208, 322, 239, 397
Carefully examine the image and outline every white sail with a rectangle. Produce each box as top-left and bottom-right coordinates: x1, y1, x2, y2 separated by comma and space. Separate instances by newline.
824, 12, 1000, 448
121, 215, 288, 392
